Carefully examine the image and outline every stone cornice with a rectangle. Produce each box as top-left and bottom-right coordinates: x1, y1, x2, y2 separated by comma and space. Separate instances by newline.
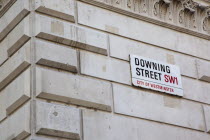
78, 0, 210, 40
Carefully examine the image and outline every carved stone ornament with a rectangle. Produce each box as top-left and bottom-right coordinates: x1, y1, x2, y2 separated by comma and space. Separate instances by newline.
141, 0, 148, 13
203, 8, 210, 33
181, 0, 199, 12
153, 0, 172, 21
163, 0, 172, 4
127, 0, 132, 8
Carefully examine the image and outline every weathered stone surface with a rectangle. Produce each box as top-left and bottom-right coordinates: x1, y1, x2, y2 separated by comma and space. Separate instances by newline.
35, 39, 77, 72
36, 67, 112, 111
35, 14, 108, 55
7, 15, 30, 57
76, 27, 108, 55
83, 110, 210, 140
109, 35, 210, 104
113, 83, 205, 131
203, 105, 210, 133
80, 51, 131, 85
0, 15, 30, 65
109, 35, 197, 78
35, 0, 75, 22
1, 1, 210, 140
0, 41, 31, 91
0, 68, 30, 122
182, 77, 210, 104
36, 101, 81, 139
0, 15, 30, 66
196, 59, 210, 82
0, 33, 8, 66
0, 102, 30, 140
77, 2, 210, 60
0, 87, 7, 122
35, 14, 77, 45
0, 0, 17, 17
0, 0, 30, 41
6, 68, 31, 115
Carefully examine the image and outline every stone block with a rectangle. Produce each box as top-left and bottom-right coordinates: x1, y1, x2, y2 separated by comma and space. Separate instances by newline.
36, 101, 81, 139
0, 102, 30, 140
77, 2, 210, 60
35, 14, 108, 55
203, 105, 210, 133
7, 15, 31, 57
109, 35, 210, 104
76, 27, 108, 55
35, 39, 77, 72
0, 0, 16, 17
83, 110, 210, 140
113, 83, 205, 131
0, 33, 8, 66
35, 0, 75, 22
109, 35, 197, 78
0, 88, 7, 122
6, 68, 31, 115
80, 51, 131, 85
35, 14, 77, 45
182, 77, 210, 104
0, 68, 30, 122
0, 0, 30, 41
0, 15, 30, 65
196, 59, 210, 82
36, 67, 112, 111
0, 41, 31, 91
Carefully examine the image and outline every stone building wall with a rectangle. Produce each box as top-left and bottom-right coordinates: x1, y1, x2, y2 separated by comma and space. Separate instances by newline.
0, 0, 210, 140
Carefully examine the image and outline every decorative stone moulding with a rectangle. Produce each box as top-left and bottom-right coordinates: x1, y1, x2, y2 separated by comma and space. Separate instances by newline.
79, 0, 210, 39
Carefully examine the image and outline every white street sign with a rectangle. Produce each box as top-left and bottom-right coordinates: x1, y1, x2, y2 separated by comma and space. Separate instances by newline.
130, 55, 183, 96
